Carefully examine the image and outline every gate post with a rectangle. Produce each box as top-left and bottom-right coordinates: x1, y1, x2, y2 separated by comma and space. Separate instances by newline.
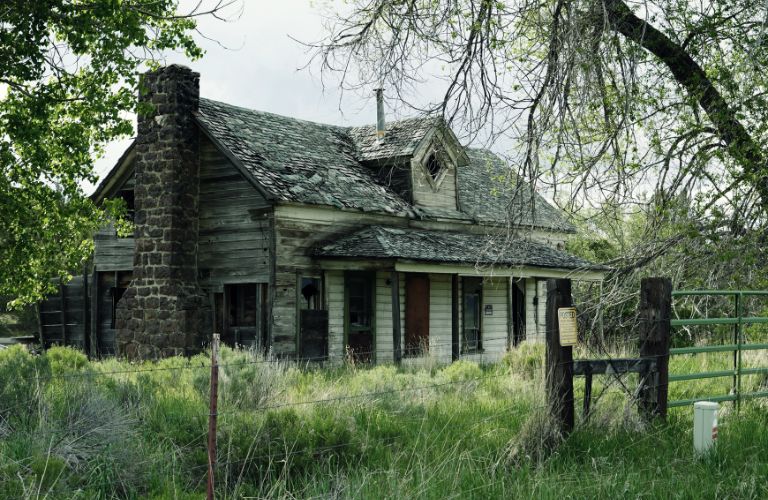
545, 279, 574, 434
638, 277, 672, 420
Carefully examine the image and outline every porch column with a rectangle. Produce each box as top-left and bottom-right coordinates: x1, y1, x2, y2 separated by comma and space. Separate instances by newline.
390, 271, 402, 364
451, 274, 460, 361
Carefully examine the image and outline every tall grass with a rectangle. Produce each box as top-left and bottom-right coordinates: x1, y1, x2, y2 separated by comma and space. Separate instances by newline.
1, 343, 767, 498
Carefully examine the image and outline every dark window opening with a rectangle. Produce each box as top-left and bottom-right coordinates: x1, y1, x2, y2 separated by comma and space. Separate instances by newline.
299, 276, 328, 361
219, 283, 268, 350
345, 272, 375, 362
462, 277, 483, 353
425, 152, 443, 181
109, 271, 132, 329
119, 189, 135, 222
300, 277, 322, 310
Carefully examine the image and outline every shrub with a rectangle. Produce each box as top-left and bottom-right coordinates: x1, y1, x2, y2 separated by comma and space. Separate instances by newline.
0, 344, 49, 429
45, 346, 88, 376
439, 360, 483, 383
503, 343, 544, 378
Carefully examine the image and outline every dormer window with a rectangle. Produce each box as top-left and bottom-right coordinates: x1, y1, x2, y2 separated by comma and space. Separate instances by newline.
425, 153, 443, 181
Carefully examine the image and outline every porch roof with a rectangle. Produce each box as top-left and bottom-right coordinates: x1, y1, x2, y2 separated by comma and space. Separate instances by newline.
313, 226, 606, 272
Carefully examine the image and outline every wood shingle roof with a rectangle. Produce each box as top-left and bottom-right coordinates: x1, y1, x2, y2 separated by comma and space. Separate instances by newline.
191, 98, 576, 231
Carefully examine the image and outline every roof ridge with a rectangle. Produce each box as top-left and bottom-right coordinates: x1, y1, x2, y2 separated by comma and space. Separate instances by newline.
199, 97, 437, 133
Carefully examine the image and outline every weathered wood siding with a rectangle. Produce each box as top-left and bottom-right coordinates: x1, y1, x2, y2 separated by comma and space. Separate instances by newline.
410, 157, 458, 210
374, 271, 405, 362
94, 228, 133, 272
197, 137, 272, 288
38, 277, 88, 350
427, 273, 453, 362
325, 270, 345, 360
273, 206, 407, 356
462, 277, 509, 363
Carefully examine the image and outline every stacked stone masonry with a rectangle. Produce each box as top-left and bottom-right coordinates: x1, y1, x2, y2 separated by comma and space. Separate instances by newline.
115, 65, 210, 359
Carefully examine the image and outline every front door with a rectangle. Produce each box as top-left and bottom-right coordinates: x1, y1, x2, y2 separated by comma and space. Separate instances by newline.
345, 272, 375, 362
405, 274, 430, 356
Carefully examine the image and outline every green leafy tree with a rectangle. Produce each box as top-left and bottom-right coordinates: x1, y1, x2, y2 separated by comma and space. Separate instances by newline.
0, 1, 233, 307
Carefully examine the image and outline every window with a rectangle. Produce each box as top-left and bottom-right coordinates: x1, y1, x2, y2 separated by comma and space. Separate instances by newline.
219, 283, 268, 349
345, 272, 375, 362
300, 277, 322, 310
299, 276, 328, 361
425, 152, 443, 181
462, 277, 483, 353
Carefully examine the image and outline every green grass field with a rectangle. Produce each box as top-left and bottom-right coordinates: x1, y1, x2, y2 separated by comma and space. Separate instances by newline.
1, 344, 767, 499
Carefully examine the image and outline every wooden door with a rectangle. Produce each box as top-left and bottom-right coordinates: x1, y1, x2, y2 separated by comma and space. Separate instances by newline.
345, 272, 375, 362
405, 274, 430, 356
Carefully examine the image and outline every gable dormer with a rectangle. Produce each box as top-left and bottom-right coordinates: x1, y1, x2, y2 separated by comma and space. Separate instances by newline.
409, 123, 469, 211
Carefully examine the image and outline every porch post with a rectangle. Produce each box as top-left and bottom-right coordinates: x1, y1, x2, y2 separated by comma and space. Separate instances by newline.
451, 274, 460, 361
391, 271, 402, 365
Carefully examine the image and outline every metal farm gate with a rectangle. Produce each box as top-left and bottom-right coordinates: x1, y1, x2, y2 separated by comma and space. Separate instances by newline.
669, 290, 768, 409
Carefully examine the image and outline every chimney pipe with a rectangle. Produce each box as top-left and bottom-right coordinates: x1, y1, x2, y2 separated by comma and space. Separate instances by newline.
375, 88, 385, 141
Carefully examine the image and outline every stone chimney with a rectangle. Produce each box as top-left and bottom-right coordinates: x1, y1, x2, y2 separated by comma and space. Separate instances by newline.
115, 65, 210, 359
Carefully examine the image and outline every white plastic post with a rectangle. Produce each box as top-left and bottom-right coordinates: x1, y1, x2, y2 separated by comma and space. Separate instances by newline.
693, 401, 719, 454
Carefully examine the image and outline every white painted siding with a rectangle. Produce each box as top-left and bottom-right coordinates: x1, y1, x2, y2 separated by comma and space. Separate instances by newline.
537, 280, 548, 340
525, 278, 538, 342
462, 277, 509, 363
411, 158, 458, 210
326, 270, 345, 360
375, 271, 405, 363
428, 273, 453, 362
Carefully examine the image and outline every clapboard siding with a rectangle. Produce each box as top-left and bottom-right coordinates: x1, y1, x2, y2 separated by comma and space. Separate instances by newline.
198, 137, 272, 287
271, 206, 405, 353
525, 278, 538, 342
428, 273, 453, 362
326, 271, 345, 360
410, 158, 458, 210
374, 271, 405, 363
462, 277, 509, 363
94, 236, 134, 271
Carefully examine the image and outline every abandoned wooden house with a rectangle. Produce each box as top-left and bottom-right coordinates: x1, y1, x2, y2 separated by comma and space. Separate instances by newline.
38, 65, 605, 361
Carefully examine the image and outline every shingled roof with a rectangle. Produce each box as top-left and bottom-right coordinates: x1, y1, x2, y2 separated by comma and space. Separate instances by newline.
315, 226, 603, 271
192, 98, 574, 231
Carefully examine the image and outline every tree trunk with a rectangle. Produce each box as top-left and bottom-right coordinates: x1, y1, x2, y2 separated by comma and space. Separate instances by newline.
604, 0, 768, 207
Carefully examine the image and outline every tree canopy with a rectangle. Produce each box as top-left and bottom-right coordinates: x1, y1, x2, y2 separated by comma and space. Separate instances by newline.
0, 0, 232, 306
314, 0, 768, 289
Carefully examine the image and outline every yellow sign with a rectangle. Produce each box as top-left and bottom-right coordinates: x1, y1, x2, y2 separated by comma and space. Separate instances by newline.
558, 307, 578, 346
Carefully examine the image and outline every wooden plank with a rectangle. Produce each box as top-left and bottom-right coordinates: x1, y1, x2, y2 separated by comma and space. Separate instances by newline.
545, 278, 574, 434
391, 271, 402, 364
451, 274, 459, 361
90, 267, 99, 358
59, 282, 67, 346
638, 277, 672, 420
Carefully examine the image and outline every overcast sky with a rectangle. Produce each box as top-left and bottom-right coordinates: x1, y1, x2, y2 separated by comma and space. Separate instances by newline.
89, 0, 452, 193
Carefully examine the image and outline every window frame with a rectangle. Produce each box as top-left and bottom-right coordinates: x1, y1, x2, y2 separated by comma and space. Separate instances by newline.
461, 277, 483, 354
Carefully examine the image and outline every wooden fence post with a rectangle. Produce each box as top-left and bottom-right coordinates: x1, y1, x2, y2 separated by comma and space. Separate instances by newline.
545, 279, 575, 434
207, 333, 220, 500
638, 277, 672, 420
